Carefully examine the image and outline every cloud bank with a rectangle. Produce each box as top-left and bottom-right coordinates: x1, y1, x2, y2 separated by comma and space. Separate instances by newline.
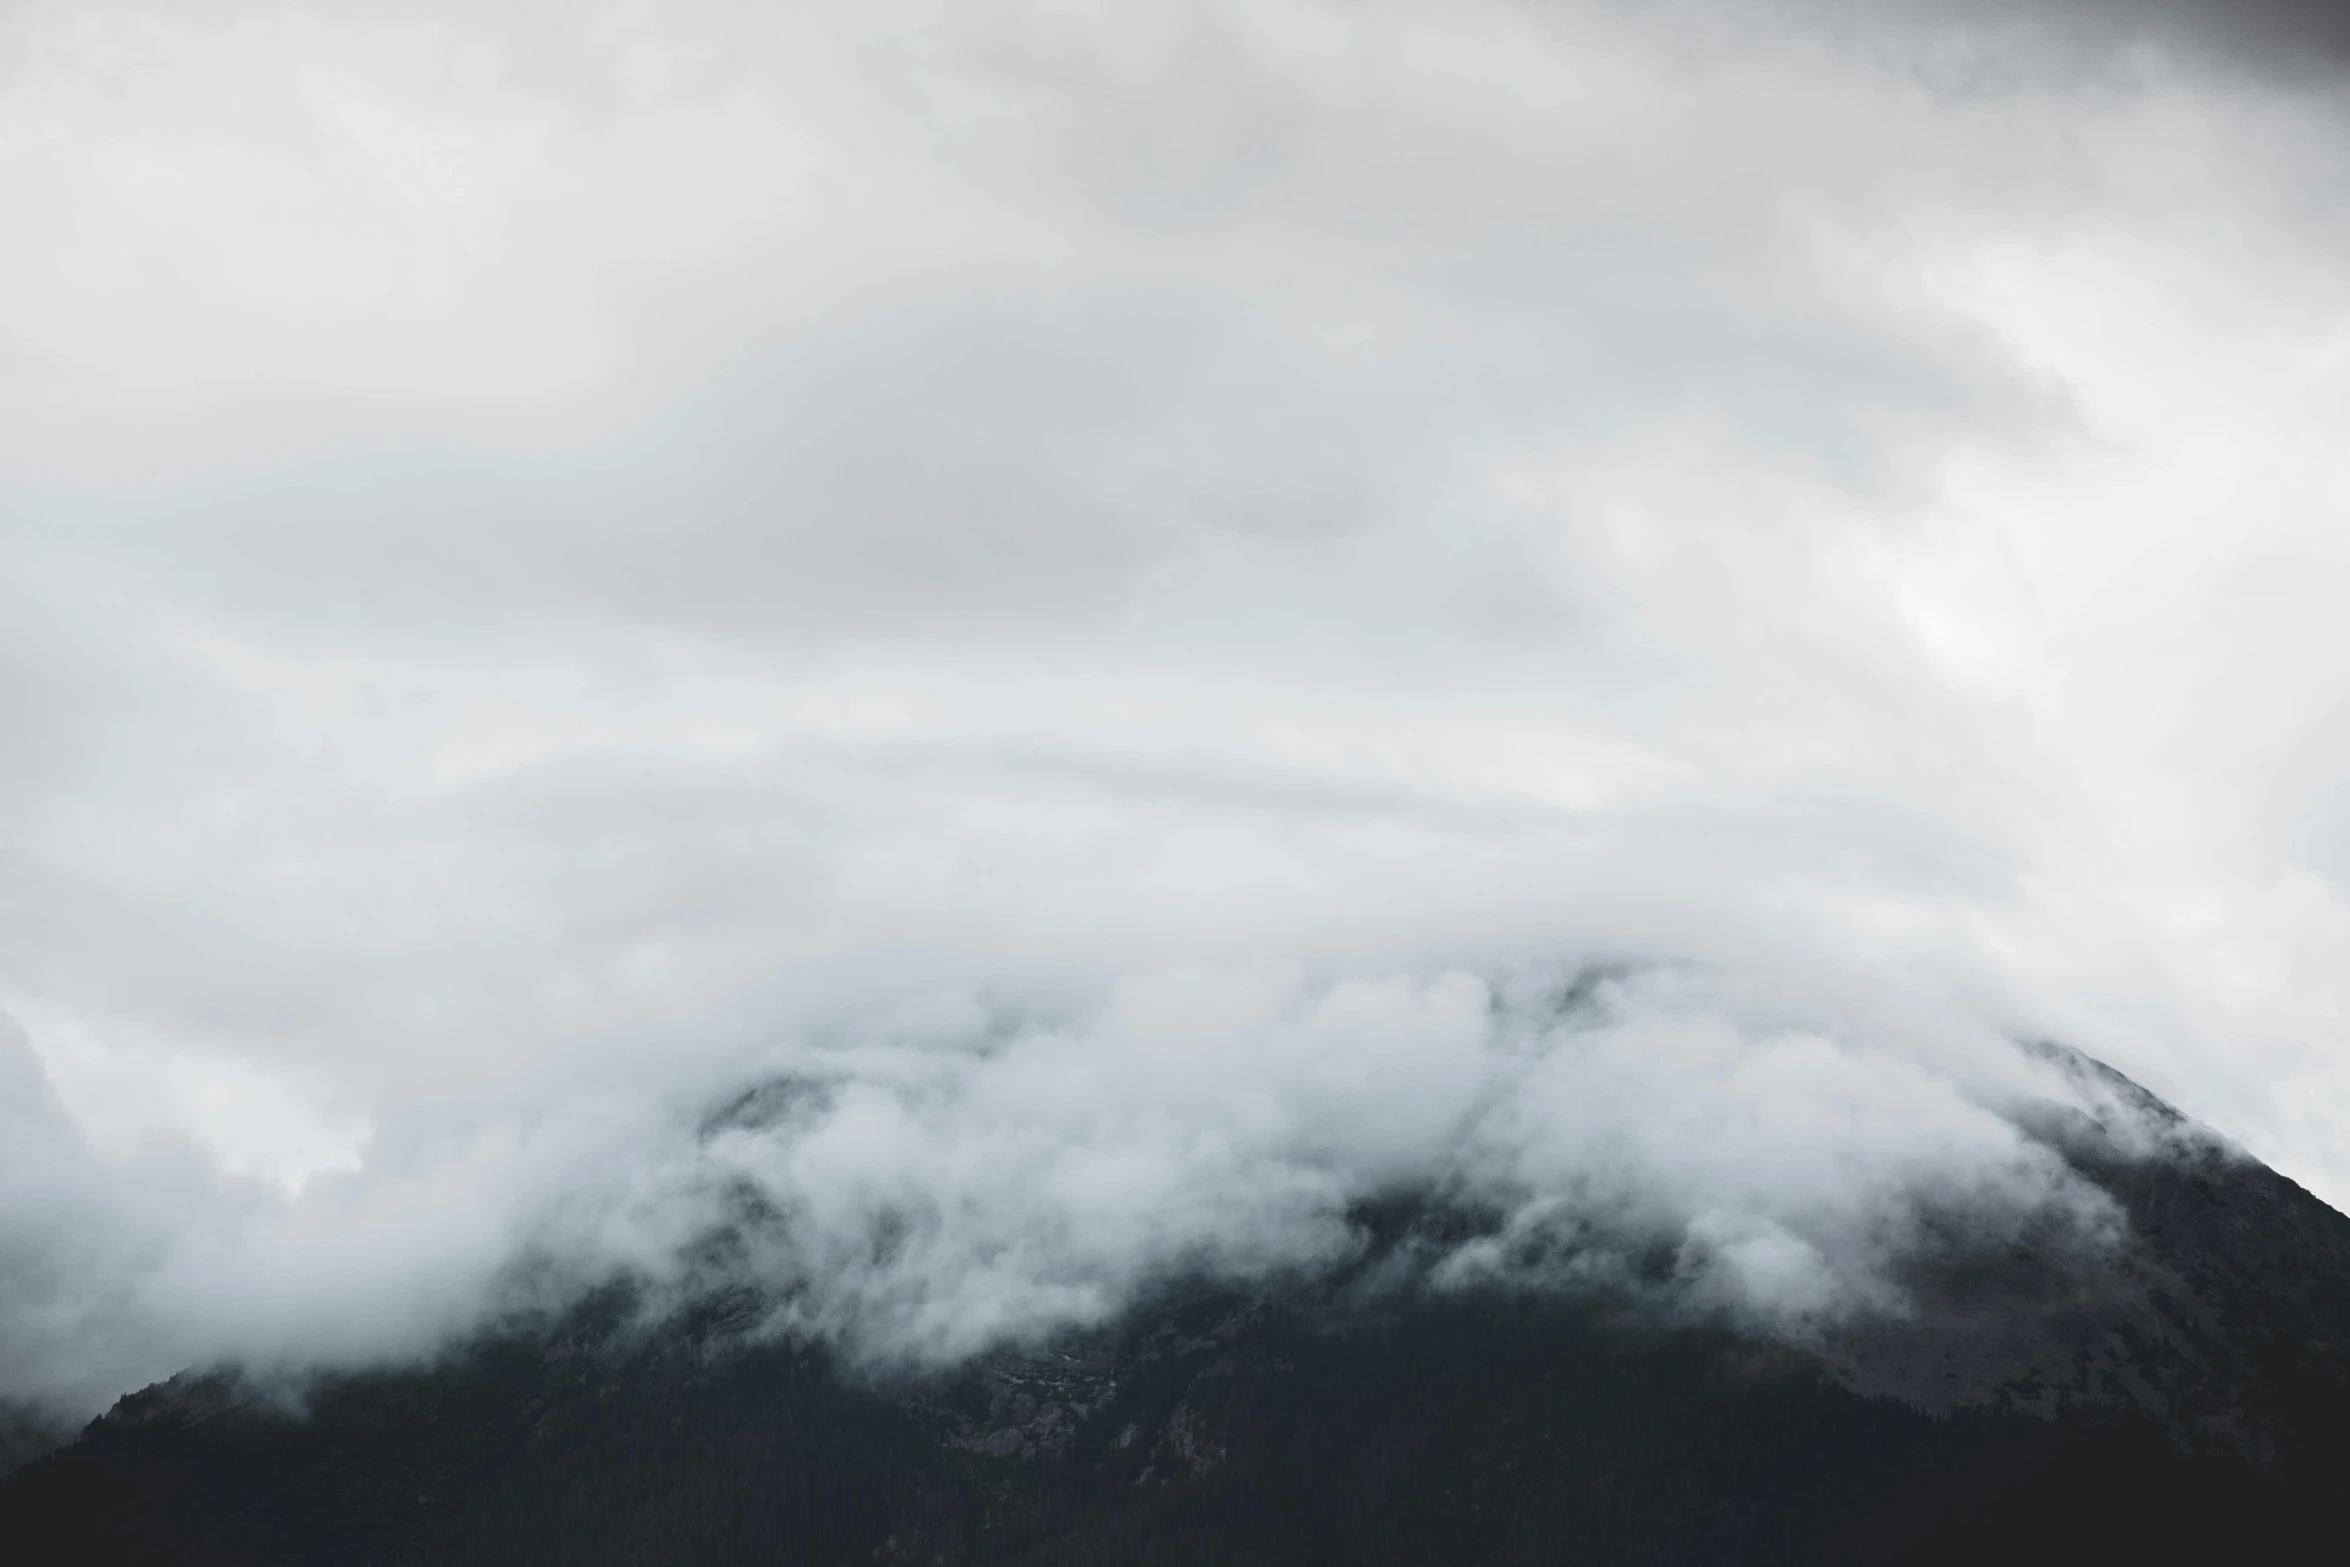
4, 0, 2350, 1409
0, 963, 2146, 1414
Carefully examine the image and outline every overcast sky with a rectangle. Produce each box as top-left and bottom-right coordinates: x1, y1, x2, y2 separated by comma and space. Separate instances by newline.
6, 0, 2350, 1411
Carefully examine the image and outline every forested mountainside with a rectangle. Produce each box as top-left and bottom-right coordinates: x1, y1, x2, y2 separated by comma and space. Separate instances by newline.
6, 1049, 2349, 1566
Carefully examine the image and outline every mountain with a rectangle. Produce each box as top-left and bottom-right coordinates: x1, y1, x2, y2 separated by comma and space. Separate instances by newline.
4, 1047, 2347, 1565
0, 1404, 70, 1484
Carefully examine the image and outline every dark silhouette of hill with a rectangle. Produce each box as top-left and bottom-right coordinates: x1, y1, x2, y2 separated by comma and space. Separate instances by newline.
0, 1404, 69, 1483
4, 1046, 2347, 1565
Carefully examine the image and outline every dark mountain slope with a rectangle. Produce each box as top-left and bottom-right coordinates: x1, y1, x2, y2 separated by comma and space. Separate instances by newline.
0, 1404, 69, 1482
5, 1049, 2348, 1566
1821, 1047, 2350, 1443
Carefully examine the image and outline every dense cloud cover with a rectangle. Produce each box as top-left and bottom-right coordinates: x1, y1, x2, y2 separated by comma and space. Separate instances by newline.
1, 963, 2154, 1414
4, 0, 2350, 1411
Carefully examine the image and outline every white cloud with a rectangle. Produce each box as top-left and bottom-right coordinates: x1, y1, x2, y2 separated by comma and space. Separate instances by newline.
0, 965, 2138, 1412
2, 0, 2348, 1409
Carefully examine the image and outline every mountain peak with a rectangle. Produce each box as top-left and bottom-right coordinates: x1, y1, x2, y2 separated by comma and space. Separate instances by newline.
7, 1050, 2348, 1565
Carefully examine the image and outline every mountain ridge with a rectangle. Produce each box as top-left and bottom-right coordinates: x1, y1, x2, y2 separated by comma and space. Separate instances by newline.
5, 1046, 2347, 1564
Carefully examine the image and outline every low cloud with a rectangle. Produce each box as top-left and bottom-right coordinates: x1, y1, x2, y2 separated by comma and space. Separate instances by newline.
0, 964, 2147, 1413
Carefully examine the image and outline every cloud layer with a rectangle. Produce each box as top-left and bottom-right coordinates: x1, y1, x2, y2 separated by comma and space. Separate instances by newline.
0, 963, 2145, 1414
4, 0, 2350, 1409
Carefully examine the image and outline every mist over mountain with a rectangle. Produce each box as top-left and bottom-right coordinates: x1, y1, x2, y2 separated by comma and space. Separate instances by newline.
7, 1045, 2348, 1565
0, 960, 2154, 1416
8, 0, 2350, 1556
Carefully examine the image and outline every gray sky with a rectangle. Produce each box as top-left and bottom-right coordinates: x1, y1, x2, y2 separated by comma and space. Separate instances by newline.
6, 0, 2350, 1410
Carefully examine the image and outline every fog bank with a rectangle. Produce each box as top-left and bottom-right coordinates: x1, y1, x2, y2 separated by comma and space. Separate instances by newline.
1, 963, 2162, 1414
